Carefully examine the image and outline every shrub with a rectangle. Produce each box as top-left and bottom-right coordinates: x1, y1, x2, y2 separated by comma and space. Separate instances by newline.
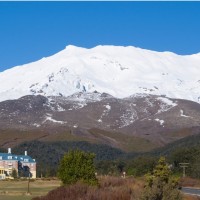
11, 168, 18, 179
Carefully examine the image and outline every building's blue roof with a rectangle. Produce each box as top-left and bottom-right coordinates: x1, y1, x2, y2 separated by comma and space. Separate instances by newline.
0, 153, 36, 163
17, 155, 36, 163
0, 153, 18, 161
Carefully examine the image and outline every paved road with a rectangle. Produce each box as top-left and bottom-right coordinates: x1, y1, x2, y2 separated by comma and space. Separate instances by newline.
182, 187, 200, 196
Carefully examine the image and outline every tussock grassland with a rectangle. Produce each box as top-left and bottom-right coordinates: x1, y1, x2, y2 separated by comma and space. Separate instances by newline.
33, 176, 144, 200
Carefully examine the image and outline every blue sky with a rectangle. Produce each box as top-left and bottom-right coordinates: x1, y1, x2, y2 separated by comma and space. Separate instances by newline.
0, 2, 200, 72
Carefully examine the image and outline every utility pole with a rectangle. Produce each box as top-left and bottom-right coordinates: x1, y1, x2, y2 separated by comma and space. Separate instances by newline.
27, 171, 30, 194
179, 163, 189, 177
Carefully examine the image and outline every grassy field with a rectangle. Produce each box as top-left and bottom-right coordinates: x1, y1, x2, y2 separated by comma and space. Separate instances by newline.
0, 179, 61, 200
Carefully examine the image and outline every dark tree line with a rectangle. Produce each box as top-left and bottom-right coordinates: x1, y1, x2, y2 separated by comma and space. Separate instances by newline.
5, 133, 200, 178
12, 140, 124, 177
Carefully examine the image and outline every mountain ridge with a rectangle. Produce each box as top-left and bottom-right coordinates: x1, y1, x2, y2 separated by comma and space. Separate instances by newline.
0, 45, 200, 103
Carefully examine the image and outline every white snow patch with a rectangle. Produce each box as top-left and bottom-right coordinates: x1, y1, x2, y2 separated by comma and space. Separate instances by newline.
156, 97, 177, 114
66, 92, 105, 103
157, 97, 177, 107
33, 123, 41, 127
43, 114, 66, 124
120, 103, 138, 128
144, 97, 154, 107
105, 105, 111, 110
155, 118, 165, 126
180, 109, 191, 118
46, 98, 66, 111
73, 102, 87, 110
67, 102, 87, 111
57, 104, 65, 112
97, 104, 111, 123
73, 124, 78, 128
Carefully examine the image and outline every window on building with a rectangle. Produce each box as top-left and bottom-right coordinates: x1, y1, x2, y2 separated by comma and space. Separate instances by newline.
8, 156, 12, 159
24, 159, 29, 162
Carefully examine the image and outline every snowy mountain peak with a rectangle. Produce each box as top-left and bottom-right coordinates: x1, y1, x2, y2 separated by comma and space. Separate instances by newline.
0, 45, 200, 103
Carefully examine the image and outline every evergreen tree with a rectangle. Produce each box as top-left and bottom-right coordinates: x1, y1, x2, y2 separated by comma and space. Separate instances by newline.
57, 150, 98, 185
141, 157, 182, 200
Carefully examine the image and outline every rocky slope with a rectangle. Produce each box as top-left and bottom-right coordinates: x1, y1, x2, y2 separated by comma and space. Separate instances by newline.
0, 92, 200, 146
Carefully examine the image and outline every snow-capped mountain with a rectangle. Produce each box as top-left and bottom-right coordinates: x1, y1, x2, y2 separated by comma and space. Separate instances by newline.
0, 45, 200, 149
0, 45, 200, 103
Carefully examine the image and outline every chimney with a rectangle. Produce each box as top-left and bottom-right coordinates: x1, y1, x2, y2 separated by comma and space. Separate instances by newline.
8, 148, 11, 154
25, 151, 27, 156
